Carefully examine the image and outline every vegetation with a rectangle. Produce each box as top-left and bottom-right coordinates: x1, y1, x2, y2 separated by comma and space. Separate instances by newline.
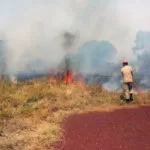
0, 78, 149, 150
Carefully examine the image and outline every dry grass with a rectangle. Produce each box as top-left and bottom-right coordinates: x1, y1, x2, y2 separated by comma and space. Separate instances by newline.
0, 78, 149, 150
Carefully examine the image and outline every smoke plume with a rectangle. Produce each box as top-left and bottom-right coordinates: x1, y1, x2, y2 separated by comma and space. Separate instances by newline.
0, 0, 150, 90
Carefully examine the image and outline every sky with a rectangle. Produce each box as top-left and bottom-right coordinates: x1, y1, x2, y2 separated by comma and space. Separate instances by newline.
0, 0, 150, 75
1, 0, 150, 30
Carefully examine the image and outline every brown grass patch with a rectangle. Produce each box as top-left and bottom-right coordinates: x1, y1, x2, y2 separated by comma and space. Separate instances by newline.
0, 79, 149, 150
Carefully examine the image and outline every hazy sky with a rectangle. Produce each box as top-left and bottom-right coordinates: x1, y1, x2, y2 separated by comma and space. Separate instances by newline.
0, 0, 30, 28
0, 0, 55, 29
0, 0, 150, 74
0, 0, 150, 29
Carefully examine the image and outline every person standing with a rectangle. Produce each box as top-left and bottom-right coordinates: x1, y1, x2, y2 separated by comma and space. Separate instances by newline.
121, 60, 134, 103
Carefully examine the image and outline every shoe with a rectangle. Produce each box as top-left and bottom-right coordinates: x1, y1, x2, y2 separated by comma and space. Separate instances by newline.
130, 94, 133, 101
126, 99, 130, 103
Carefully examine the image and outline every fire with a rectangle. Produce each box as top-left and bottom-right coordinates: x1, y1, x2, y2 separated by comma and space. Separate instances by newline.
48, 68, 85, 86
64, 68, 72, 84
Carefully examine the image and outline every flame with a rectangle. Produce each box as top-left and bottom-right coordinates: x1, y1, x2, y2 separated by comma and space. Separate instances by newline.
48, 68, 85, 86
64, 68, 72, 84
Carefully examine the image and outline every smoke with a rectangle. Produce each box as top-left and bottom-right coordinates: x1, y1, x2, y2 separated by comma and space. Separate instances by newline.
0, 0, 150, 89
132, 31, 150, 89
0, 0, 120, 74
4, 3, 75, 75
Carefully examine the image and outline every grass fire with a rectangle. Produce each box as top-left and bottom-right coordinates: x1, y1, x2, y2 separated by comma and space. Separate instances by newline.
0, 37, 150, 150
0, 68, 150, 150
1, 0, 150, 149
0, 34, 150, 150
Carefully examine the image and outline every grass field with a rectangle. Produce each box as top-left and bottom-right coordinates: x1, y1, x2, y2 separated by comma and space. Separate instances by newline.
0, 78, 149, 150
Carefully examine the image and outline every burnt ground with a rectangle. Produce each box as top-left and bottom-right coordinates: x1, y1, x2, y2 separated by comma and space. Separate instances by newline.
55, 106, 150, 150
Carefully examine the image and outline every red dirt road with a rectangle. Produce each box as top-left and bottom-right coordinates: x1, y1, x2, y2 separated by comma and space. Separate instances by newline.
55, 106, 150, 150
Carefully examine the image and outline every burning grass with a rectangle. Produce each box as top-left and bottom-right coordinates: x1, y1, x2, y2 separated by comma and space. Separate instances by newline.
0, 78, 149, 150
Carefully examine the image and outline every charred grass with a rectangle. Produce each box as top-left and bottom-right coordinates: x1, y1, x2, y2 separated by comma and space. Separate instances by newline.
0, 79, 149, 150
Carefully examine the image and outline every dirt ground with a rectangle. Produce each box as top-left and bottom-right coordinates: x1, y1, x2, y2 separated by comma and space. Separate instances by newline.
54, 105, 150, 150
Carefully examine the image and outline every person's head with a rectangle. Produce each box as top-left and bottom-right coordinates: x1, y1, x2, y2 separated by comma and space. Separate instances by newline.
122, 60, 128, 66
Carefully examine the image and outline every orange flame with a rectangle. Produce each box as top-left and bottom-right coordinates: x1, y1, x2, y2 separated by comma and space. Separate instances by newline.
64, 69, 72, 84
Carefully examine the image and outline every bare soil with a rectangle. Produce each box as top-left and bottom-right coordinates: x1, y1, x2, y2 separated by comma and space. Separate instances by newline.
55, 105, 150, 150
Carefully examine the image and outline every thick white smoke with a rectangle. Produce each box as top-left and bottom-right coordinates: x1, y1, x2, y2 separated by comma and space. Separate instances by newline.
4, 2, 76, 74
1, 0, 150, 80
